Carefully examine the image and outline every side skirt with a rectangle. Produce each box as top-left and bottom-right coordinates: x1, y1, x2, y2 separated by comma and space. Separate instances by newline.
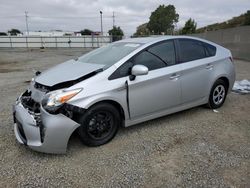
124, 97, 208, 127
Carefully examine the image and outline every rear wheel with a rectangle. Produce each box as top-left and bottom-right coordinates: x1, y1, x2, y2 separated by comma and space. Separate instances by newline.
78, 103, 121, 146
208, 79, 228, 109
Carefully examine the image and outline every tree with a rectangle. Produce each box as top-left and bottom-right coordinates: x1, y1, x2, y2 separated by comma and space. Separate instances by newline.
108, 26, 124, 41
244, 10, 250, 25
0, 32, 7, 36
147, 5, 179, 35
133, 23, 150, 37
80, 29, 93, 35
8, 29, 21, 36
181, 18, 197, 34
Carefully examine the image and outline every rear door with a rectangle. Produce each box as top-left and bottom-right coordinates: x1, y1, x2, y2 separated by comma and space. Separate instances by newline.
128, 40, 182, 119
177, 39, 214, 104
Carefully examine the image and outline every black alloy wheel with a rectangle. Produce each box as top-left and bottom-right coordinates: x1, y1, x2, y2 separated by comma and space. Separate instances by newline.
78, 103, 121, 146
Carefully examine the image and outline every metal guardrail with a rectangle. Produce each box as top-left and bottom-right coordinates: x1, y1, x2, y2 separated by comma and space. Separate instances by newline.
0, 35, 112, 48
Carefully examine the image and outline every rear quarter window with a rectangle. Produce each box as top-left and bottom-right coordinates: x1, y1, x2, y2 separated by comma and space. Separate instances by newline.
202, 42, 216, 57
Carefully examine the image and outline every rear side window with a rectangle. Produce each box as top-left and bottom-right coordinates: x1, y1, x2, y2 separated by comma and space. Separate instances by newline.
203, 42, 216, 57
148, 40, 176, 66
178, 39, 206, 62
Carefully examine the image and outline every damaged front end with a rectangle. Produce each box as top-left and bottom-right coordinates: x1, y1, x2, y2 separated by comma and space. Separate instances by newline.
18, 90, 44, 142
12, 60, 104, 153
13, 82, 84, 154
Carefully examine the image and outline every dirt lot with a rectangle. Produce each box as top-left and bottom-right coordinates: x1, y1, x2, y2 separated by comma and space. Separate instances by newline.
0, 48, 249, 187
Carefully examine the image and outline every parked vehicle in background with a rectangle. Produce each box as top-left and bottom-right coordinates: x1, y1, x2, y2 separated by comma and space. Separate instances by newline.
13, 36, 235, 154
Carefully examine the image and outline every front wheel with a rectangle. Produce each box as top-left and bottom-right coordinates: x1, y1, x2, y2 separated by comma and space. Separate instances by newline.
207, 79, 228, 109
78, 103, 121, 146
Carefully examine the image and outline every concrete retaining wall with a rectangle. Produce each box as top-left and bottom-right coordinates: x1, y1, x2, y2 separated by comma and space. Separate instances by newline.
191, 26, 250, 61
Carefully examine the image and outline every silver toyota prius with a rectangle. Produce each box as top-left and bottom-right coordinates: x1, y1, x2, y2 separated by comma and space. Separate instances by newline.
13, 36, 235, 154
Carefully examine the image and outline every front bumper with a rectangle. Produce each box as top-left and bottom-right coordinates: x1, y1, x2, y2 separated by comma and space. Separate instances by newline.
13, 97, 80, 154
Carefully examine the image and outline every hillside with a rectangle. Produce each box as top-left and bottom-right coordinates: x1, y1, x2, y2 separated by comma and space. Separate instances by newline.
196, 10, 250, 33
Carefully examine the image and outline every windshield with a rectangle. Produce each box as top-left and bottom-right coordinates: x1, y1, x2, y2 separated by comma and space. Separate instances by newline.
78, 42, 142, 68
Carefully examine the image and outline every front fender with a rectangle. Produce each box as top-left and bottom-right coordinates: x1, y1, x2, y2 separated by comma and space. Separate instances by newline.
68, 91, 129, 121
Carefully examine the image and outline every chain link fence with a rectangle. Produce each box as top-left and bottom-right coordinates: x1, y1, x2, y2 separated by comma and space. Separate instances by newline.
0, 35, 112, 48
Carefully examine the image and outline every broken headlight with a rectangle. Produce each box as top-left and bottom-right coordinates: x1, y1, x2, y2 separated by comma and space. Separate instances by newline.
42, 88, 82, 112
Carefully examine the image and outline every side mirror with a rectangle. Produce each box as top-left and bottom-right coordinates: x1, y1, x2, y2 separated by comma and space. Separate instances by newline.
130, 65, 149, 81
131, 65, 148, 76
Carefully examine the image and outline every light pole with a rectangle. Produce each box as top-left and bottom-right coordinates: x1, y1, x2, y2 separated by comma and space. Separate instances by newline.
25, 11, 29, 36
112, 11, 115, 28
100, 11, 103, 36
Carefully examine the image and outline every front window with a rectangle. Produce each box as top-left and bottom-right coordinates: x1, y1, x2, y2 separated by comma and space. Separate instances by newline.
133, 51, 166, 71
78, 42, 142, 69
148, 40, 176, 66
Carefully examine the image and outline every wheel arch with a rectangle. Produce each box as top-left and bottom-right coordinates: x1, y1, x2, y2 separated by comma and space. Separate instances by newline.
207, 76, 229, 109
69, 99, 127, 141
88, 100, 126, 123
68, 89, 129, 125
210, 75, 230, 93
218, 76, 229, 91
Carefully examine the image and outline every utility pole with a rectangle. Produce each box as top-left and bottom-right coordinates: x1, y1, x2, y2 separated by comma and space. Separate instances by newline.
25, 11, 29, 36
112, 11, 115, 28
100, 11, 103, 36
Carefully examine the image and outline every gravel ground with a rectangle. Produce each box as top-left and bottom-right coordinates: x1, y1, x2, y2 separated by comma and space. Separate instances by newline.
0, 48, 249, 187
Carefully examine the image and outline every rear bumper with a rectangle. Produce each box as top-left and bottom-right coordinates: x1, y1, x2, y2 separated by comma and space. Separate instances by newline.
13, 97, 80, 154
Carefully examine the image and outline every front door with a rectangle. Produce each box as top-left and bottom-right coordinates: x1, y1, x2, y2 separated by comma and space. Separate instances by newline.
128, 40, 181, 119
128, 65, 182, 119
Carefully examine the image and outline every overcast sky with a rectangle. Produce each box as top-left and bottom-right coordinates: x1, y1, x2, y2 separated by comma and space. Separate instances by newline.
0, 0, 249, 36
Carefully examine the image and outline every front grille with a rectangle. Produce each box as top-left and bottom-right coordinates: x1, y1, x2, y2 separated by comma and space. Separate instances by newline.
31, 112, 45, 143
21, 90, 40, 113
17, 90, 45, 143
16, 120, 27, 144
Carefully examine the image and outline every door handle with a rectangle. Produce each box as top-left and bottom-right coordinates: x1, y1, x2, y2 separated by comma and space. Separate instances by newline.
170, 73, 180, 80
206, 64, 213, 70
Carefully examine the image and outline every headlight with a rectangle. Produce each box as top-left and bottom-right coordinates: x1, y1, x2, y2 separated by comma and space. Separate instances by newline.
42, 88, 82, 112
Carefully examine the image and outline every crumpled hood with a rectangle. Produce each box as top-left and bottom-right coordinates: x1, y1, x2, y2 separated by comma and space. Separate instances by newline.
35, 59, 105, 87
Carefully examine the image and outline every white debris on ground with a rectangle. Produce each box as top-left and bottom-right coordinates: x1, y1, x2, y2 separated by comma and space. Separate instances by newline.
213, 109, 219, 113
232, 79, 250, 94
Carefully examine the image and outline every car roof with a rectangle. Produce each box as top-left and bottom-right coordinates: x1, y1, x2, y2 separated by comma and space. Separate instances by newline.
118, 35, 217, 46
120, 36, 174, 44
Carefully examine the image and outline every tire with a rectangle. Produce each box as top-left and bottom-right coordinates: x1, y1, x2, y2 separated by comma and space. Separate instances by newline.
78, 103, 121, 146
207, 79, 228, 109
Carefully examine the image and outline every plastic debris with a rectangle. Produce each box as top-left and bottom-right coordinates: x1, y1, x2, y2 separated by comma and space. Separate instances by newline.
213, 109, 219, 113
232, 79, 250, 94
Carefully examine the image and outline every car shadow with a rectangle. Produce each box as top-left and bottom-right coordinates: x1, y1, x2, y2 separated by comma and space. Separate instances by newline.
66, 105, 208, 155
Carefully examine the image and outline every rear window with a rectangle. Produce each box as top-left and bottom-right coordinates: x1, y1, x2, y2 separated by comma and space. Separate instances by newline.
179, 39, 206, 62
